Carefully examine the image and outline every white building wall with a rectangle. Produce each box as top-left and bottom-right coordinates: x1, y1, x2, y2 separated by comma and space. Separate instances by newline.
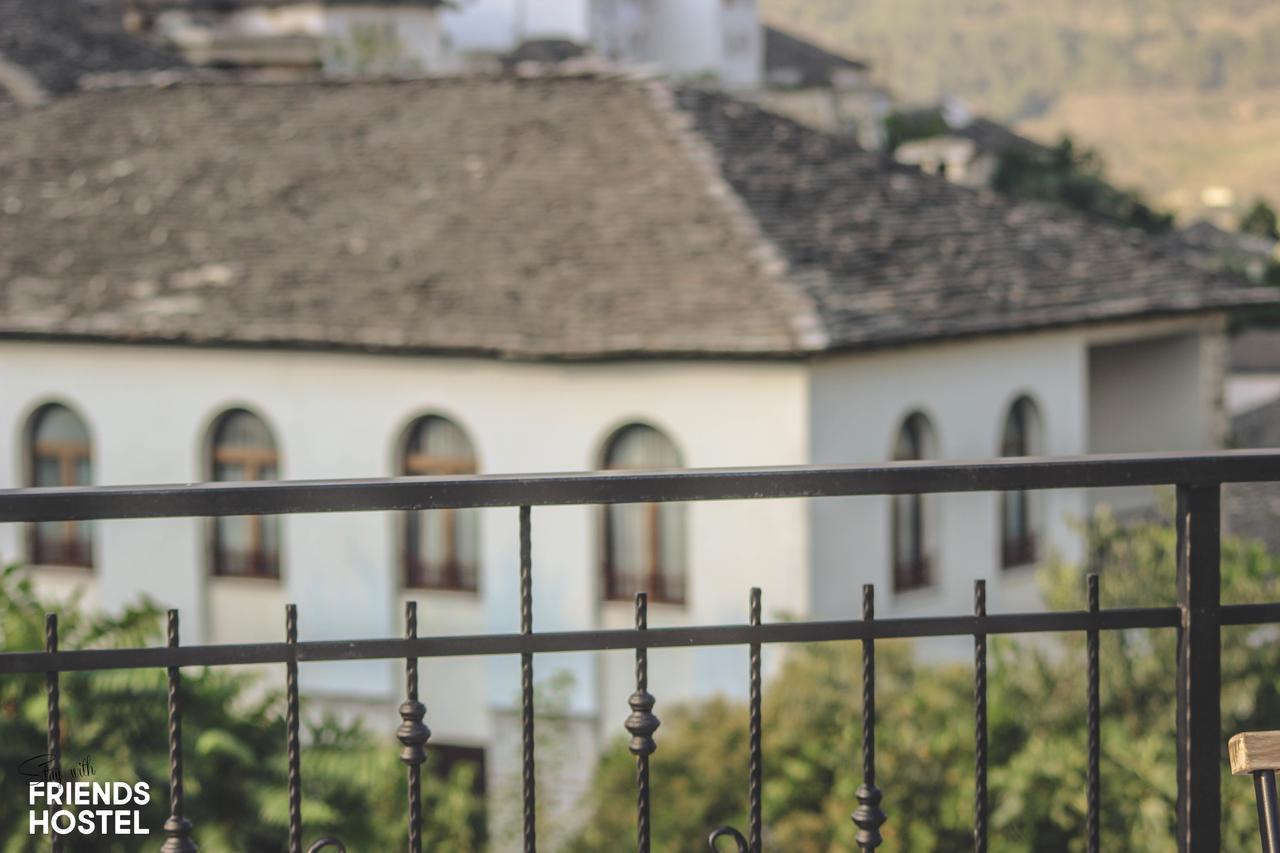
445, 0, 763, 86
647, 0, 761, 88
1086, 321, 1226, 514
0, 342, 808, 748
809, 329, 1093, 625
231, 3, 326, 37
445, 0, 591, 51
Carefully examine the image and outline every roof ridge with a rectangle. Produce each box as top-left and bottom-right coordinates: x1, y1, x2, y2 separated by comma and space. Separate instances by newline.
646, 81, 831, 352
77, 61, 647, 93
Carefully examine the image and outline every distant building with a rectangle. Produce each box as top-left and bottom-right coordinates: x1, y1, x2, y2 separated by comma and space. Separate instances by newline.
0, 75, 1269, 819
121, 0, 766, 85
893, 107, 1049, 188
587, 0, 761, 88
753, 22, 889, 150
123, 0, 456, 74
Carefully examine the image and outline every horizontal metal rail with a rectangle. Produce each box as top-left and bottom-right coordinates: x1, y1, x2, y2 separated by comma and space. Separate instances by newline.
0, 449, 1279, 521
0, 605, 1196, 674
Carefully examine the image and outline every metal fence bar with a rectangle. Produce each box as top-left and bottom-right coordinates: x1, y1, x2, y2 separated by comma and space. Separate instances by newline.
3, 454, 1271, 853
0, 608, 1186, 675
973, 580, 988, 853
286, 604, 303, 853
748, 588, 762, 853
519, 506, 536, 853
44, 614, 62, 853
1086, 573, 1100, 853
626, 593, 659, 853
161, 610, 196, 853
853, 584, 885, 850
397, 602, 430, 853
1175, 484, 1221, 853
5, 450, 1280, 522
1254, 770, 1280, 853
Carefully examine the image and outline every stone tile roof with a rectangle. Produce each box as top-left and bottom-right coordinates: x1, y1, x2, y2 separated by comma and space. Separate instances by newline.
763, 24, 868, 88
0, 0, 185, 98
677, 88, 1274, 352
0, 73, 1272, 360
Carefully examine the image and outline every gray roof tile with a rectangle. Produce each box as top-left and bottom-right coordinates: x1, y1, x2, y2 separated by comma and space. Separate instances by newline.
0, 73, 1271, 360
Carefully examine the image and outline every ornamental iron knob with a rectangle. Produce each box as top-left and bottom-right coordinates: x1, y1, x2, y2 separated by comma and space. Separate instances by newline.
852, 782, 886, 849
397, 699, 431, 766
625, 689, 660, 756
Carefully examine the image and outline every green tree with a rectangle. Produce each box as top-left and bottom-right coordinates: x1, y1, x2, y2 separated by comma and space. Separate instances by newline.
0, 565, 484, 851
571, 512, 1280, 851
884, 108, 951, 151
1241, 199, 1280, 240
993, 137, 1175, 233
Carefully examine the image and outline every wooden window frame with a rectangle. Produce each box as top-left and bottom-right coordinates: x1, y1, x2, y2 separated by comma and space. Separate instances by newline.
600, 426, 686, 606
891, 414, 934, 593
209, 413, 280, 580
1000, 398, 1039, 570
27, 408, 94, 569
401, 420, 479, 593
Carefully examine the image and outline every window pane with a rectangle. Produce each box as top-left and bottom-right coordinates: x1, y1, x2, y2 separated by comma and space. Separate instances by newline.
28, 406, 93, 567
401, 417, 479, 589
34, 458, 61, 488
405, 416, 476, 474
216, 411, 274, 450
602, 425, 685, 603
659, 501, 686, 601
35, 406, 90, 445
607, 503, 648, 597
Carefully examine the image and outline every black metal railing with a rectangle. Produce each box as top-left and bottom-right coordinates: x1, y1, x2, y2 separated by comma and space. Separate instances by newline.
5, 449, 1280, 851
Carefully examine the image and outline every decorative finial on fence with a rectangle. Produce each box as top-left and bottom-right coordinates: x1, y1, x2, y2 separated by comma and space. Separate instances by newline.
627, 593, 660, 853
398, 601, 431, 853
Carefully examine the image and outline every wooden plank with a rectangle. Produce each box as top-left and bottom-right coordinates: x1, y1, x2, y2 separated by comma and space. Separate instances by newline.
1229, 732, 1280, 775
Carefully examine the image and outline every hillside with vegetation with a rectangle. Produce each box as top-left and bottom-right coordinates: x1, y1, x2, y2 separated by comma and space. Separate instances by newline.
762, 0, 1280, 223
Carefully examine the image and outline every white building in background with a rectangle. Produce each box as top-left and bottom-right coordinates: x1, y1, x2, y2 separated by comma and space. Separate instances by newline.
0, 71, 1267, 815
128, 0, 459, 74
127, 0, 763, 86
443, 0, 761, 87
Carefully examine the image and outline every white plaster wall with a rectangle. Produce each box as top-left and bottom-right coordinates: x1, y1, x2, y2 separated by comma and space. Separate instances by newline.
231, 4, 326, 37
444, 0, 591, 51
649, 0, 725, 81
0, 342, 808, 747
1086, 323, 1224, 513
446, 0, 762, 86
716, 0, 763, 89
809, 329, 1093, 624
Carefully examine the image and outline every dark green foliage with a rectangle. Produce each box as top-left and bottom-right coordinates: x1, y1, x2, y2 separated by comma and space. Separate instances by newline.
0, 566, 484, 850
571, 513, 1280, 851
884, 107, 950, 151
993, 137, 1174, 233
1241, 200, 1280, 241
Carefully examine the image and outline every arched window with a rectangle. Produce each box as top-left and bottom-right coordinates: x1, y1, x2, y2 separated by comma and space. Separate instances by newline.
891, 412, 935, 592
27, 404, 93, 568
401, 416, 479, 591
209, 409, 280, 578
601, 424, 686, 604
1000, 396, 1041, 568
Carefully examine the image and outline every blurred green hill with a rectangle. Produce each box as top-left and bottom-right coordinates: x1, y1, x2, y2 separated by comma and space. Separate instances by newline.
763, 0, 1280, 223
